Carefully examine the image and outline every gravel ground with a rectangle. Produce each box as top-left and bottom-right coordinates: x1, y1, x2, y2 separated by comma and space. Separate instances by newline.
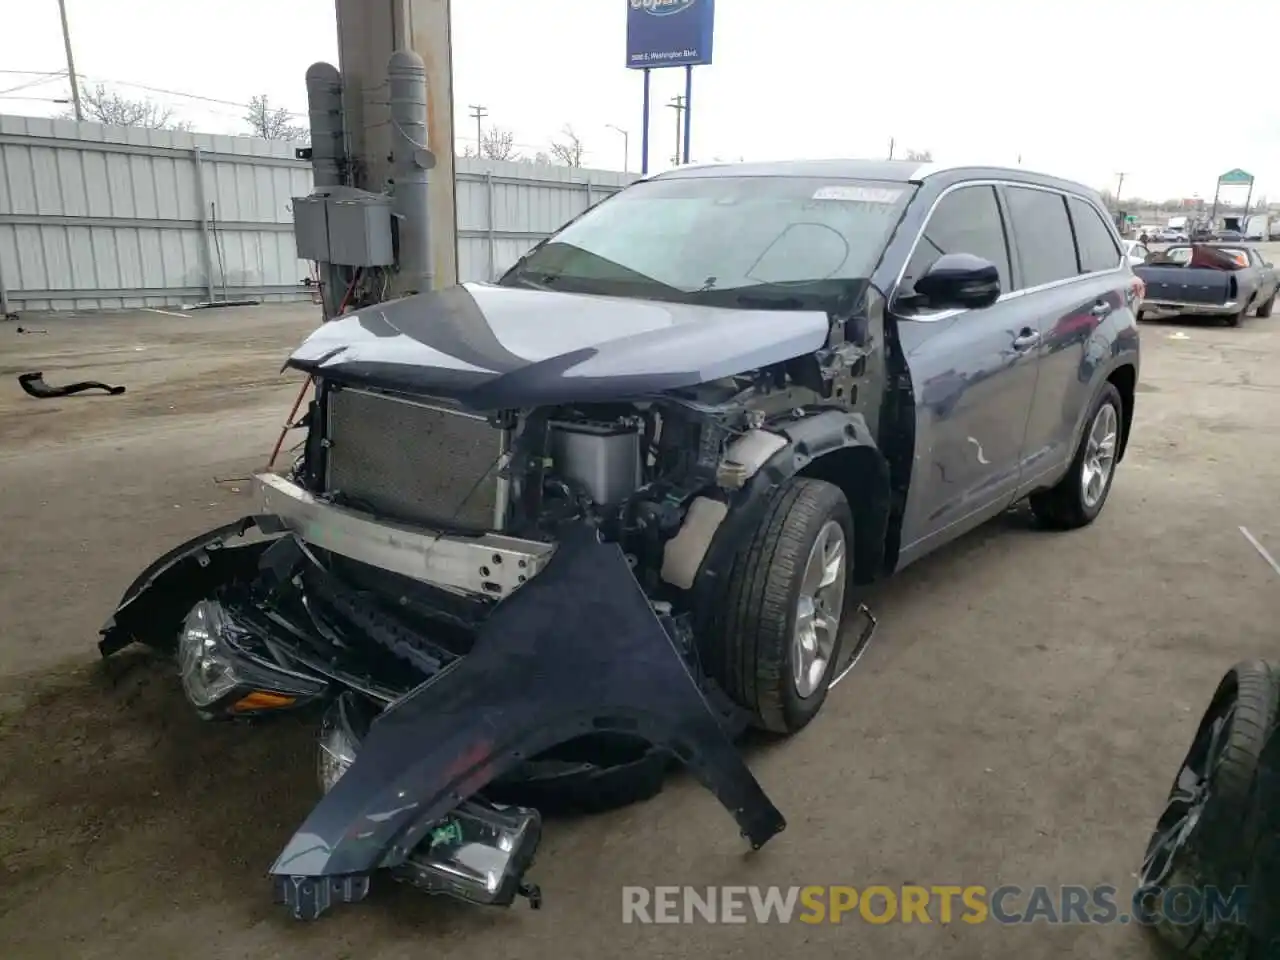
0, 274, 1278, 959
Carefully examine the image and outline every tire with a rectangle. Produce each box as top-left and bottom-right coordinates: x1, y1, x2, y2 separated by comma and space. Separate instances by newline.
1256, 292, 1275, 318
1139, 660, 1280, 957
1241, 724, 1280, 958
1029, 382, 1124, 530
705, 477, 853, 735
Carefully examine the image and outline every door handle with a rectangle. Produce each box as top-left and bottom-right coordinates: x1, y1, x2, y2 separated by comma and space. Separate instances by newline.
1090, 300, 1112, 316
1012, 329, 1041, 350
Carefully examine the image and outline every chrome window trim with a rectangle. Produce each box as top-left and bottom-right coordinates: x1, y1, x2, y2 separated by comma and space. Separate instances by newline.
892, 178, 1128, 324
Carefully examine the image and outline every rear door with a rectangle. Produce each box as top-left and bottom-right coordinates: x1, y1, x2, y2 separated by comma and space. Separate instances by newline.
1012, 188, 1130, 487
892, 184, 1041, 561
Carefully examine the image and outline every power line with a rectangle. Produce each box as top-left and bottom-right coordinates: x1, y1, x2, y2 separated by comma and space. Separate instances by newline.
71, 74, 306, 119
0, 72, 65, 96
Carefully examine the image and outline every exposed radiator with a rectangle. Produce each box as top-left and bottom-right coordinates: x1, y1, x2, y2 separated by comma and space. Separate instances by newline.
323, 385, 500, 531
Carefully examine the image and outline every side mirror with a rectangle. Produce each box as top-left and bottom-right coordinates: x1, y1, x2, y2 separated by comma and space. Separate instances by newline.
1267, 262, 1275, 269
912, 253, 1002, 311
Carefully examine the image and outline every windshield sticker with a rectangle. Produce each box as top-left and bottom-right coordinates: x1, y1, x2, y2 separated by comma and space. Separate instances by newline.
812, 185, 905, 203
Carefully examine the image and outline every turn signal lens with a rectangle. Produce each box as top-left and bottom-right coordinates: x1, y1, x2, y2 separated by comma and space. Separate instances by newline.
232, 691, 298, 713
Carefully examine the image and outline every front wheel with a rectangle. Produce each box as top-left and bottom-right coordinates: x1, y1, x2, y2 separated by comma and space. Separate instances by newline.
1256, 292, 1275, 318
705, 477, 853, 735
1029, 382, 1123, 529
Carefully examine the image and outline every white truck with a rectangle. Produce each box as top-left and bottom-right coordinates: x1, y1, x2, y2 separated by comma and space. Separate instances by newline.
1244, 215, 1271, 241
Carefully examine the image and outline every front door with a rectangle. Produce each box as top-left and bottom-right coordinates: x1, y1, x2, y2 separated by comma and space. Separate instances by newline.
893, 184, 1042, 563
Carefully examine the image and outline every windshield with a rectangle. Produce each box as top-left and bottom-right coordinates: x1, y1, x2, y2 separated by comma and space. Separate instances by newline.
498, 175, 914, 307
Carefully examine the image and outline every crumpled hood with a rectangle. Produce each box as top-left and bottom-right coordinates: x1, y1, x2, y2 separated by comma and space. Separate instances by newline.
286, 282, 830, 409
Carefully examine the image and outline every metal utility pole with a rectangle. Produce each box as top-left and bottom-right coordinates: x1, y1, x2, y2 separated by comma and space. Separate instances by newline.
56, 0, 83, 121
606, 123, 629, 173
1115, 172, 1126, 206
468, 103, 487, 156
887, 137, 895, 160
668, 95, 685, 166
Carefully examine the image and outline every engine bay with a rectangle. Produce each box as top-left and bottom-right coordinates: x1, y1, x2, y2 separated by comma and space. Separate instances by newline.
294, 376, 809, 608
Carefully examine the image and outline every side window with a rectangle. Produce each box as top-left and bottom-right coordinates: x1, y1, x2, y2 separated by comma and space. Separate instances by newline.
1134, 244, 1149, 259
903, 185, 1011, 295
1068, 196, 1122, 274
1004, 187, 1079, 288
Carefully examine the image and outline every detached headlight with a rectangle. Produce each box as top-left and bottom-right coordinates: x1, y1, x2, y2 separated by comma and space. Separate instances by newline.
396, 799, 543, 907
177, 600, 326, 717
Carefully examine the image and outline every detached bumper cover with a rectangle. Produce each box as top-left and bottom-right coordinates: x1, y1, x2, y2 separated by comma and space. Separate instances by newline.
100, 515, 786, 920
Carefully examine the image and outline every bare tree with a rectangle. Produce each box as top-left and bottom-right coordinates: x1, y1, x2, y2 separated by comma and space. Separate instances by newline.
244, 94, 307, 141
904, 148, 933, 162
62, 83, 191, 130
479, 126, 520, 161
549, 125, 586, 167
532, 150, 552, 165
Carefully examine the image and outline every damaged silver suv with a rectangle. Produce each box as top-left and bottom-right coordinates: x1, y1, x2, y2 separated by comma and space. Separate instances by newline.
101, 159, 1141, 920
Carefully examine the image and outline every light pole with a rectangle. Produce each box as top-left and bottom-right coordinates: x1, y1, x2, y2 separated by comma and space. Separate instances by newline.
667, 95, 685, 166
56, 0, 83, 121
606, 123, 629, 173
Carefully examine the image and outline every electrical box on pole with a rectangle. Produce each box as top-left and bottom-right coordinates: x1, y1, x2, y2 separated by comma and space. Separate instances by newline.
331, 0, 458, 295
291, 2, 457, 318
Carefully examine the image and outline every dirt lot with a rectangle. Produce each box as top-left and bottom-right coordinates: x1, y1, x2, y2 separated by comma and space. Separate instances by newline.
1, 287, 1279, 960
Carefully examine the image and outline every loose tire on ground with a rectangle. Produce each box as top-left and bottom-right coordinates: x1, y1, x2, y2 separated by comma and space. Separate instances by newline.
1139, 660, 1280, 958
1241, 721, 1280, 958
1029, 381, 1124, 530
705, 477, 853, 735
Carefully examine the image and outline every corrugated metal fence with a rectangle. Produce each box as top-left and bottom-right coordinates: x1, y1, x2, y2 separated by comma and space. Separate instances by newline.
0, 114, 635, 313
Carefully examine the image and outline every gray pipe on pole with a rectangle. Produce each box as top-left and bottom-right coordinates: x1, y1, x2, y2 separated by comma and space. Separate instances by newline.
387, 49, 433, 295
305, 62, 346, 188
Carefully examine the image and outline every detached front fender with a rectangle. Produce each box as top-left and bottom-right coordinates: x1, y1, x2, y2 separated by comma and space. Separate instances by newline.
270, 520, 786, 918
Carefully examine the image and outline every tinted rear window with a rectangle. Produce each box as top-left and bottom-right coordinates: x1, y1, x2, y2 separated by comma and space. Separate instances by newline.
1068, 197, 1122, 273
1004, 186, 1079, 288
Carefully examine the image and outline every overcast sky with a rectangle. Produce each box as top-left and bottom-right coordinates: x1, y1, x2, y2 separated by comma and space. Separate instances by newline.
1, 0, 1276, 203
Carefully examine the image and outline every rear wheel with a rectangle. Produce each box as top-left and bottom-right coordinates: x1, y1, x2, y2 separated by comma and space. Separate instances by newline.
1225, 305, 1247, 327
1139, 661, 1279, 957
1029, 382, 1123, 530
706, 477, 853, 734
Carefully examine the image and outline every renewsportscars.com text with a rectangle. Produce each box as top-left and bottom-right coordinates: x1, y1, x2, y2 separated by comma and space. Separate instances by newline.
621, 884, 1250, 926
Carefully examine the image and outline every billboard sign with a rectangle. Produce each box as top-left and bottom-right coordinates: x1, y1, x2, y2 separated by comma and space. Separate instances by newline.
626, 0, 715, 70
1218, 168, 1253, 185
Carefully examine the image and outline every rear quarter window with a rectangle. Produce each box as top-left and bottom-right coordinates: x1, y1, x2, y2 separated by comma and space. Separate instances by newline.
1004, 186, 1079, 288
1068, 197, 1122, 274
